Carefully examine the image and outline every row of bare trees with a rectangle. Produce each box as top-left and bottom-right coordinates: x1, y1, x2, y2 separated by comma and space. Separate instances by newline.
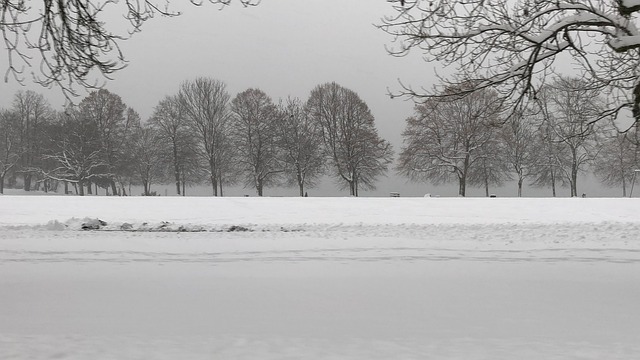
398, 76, 640, 197
0, 78, 393, 196
0, 89, 142, 195
4, 77, 639, 198
151, 78, 393, 197
381, 1, 640, 197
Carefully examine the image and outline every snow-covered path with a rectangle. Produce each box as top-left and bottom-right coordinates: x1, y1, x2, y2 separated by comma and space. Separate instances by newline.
1, 196, 640, 359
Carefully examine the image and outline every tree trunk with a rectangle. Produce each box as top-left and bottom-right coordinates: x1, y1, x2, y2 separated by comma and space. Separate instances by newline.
458, 176, 466, 197
298, 172, 304, 197
622, 174, 627, 197
551, 171, 557, 197
23, 174, 31, 191
110, 180, 117, 196
78, 180, 85, 196
0, 174, 4, 194
484, 176, 489, 197
257, 179, 263, 197
518, 178, 523, 197
571, 165, 578, 197
173, 146, 180, 195
209, 158, 218, 196
210, 173, 217, 196
632, 80, 640, 126
64, 181, 69, 195
86, 180, 93, 195
180, 167, 186, 196
460, 155, 470, 197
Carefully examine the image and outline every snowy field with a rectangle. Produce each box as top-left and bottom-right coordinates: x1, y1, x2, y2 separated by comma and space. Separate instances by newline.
1, 195, 640, 359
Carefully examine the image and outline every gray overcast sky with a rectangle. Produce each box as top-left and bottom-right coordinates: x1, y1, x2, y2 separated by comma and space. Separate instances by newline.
0, 0, 625, 197
2, 0, 425, 144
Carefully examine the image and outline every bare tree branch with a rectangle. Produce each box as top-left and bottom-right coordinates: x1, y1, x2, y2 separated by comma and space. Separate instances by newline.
1, 0, 258, 98
380, 1, 640, 123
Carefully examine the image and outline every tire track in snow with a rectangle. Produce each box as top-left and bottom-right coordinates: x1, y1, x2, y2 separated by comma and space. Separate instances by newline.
2, 247, 640, 264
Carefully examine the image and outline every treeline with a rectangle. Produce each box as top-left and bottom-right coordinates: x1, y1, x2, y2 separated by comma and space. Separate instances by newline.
3, 75, 639, 198
398, 76, 640, 197
0, 78, 393, 196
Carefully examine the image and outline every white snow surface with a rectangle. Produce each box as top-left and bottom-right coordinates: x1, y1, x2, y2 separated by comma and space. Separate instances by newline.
1, 195, 640, 359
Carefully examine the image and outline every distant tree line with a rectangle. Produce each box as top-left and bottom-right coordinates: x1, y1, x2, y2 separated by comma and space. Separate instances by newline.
0, 78, 392, 196
3, 75, 640, 197
398, 76, 640, 197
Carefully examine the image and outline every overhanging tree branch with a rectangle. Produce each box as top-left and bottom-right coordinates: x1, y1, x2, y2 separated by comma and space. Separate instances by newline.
1, 0, 258, 98
381, 1, 640, 124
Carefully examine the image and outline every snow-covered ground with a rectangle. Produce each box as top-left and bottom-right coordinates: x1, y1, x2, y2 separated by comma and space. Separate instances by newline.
1, 195, 640, 359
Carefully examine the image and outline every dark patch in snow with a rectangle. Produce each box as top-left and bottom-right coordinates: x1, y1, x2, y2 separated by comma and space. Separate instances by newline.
81, 219, 107, 230
20, 218, 309, 233
227, 225, 251, 232
280, 227, 303, 232
177, 225, 206, 232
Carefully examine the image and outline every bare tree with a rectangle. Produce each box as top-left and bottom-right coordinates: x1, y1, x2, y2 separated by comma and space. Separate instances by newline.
129, 122, 163, 196
531, 118, 567, 197
0, 109, 20, 193
499, 106, 539, 197
179, 77, 232, 196
594, 125, 640, 197
275, 97, 325, 197
11, 90, 53, 191
230, 88, 284, 196
149, 95, 193, 195
1, 0, 257, 97
307, 82, 393, 196
468, 136, 511, 197
537, 77, 602, 197
176, 148, 206, 196
397, 87, 499, 196
77, 89, 133, 194
381, 1, 640, 124
42, 108, 107, 196
351, 127, 394, 196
